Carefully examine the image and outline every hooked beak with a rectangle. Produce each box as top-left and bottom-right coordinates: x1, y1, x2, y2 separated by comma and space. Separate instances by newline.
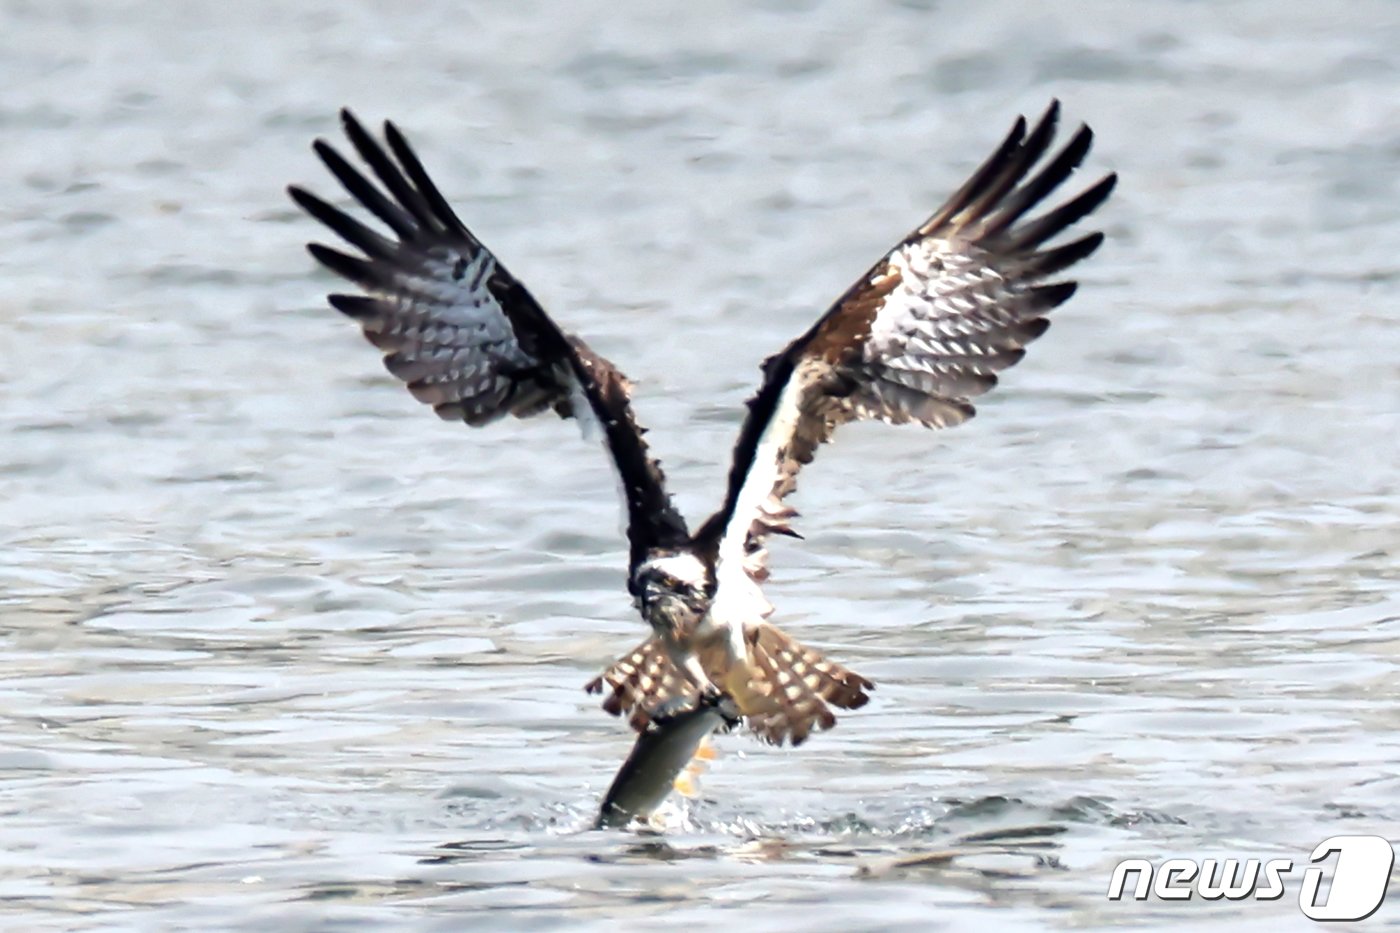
642, 584, 680, 616
641, 584, 693, 640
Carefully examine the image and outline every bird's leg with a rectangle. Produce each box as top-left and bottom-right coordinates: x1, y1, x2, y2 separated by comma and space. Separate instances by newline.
680, 650, 722, 702
661, 638, 722, 707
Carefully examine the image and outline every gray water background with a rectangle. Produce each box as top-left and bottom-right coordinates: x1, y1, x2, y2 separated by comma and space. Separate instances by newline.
2, 1, 1398, 929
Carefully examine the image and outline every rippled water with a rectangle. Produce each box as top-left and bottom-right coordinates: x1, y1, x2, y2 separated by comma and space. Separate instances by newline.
3, 1, 1399, 929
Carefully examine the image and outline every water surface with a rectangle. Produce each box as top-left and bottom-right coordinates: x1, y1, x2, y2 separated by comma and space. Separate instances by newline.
2, 1, 1399, 929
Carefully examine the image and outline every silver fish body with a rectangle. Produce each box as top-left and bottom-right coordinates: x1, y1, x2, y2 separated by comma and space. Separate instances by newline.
595, 694, 740, 829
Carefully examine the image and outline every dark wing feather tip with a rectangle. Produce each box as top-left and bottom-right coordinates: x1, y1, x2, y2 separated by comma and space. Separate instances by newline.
1023, 232, 1105, 278
311, 140, 419, 238
1029, 281, 1079, 309
1017, 318, 1052, 342
1006, 173, 1117, 251
305, 242, 379, 288
383, 120, 472, 240
290, 187, 396, 260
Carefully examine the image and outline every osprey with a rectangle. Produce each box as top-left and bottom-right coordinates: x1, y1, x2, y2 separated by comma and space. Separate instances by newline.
289, 101, 1116, 747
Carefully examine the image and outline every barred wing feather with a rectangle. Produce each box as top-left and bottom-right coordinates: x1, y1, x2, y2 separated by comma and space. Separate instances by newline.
290, 110, 689, 568
701, 100, 1117, 598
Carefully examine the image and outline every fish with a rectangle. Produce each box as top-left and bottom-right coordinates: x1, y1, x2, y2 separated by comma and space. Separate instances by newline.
595, 692, 742, 829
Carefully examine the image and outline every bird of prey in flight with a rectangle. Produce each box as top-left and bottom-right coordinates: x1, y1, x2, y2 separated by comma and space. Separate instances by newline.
289, 101, 1116, 747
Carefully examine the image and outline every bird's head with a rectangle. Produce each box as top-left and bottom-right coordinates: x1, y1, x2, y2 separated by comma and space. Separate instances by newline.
631, 552, 712, 640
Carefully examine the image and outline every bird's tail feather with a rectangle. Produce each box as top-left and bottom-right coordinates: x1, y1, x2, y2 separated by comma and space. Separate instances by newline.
585, 626, 873, 746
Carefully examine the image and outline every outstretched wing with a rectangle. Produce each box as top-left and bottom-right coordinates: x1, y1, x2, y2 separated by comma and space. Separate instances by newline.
697, 100, 1116, 606
290, 109, 689, 568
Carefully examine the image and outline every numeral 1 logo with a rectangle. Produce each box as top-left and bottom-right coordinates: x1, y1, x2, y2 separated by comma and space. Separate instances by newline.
1298, 835, 1394, 922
